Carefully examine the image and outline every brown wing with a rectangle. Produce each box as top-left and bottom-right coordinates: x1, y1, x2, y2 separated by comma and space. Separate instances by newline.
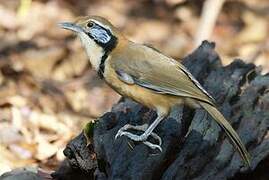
112, 43, 215, 105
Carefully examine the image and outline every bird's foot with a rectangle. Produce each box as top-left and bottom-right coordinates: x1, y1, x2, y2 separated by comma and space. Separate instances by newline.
115, 124, 162, 151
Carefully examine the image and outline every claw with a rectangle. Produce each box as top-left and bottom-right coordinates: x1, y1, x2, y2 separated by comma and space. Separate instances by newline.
115, 131, 119, 139
115, 129, 123, 140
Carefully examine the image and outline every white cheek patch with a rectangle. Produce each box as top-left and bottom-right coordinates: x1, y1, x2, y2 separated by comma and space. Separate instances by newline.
90, 27, 111, 44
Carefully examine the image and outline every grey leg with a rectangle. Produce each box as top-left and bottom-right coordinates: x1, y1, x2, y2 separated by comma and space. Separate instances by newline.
115, 123, 162, 146
115, 114, 165, 151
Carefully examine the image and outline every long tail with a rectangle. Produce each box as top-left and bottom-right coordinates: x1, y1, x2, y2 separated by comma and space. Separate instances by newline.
199, 101, 251, 167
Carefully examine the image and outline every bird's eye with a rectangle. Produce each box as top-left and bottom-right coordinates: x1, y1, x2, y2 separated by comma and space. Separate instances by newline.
87, 22, 94, 28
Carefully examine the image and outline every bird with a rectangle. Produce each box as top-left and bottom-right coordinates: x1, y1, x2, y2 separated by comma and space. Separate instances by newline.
59, 16, 251, 166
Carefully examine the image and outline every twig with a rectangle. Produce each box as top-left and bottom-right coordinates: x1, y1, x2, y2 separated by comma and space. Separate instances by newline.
194, 0, 226, 47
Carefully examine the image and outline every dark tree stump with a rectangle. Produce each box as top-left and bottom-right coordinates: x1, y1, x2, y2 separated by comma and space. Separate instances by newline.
53, 41, 269, 180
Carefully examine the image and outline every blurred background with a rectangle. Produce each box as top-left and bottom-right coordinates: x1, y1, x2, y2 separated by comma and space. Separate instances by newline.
0, 0, 268, 174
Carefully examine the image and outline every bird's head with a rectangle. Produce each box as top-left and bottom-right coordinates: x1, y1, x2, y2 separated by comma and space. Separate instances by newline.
59, 16, 120, 71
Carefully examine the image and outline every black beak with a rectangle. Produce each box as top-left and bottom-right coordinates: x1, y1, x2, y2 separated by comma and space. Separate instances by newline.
58, 22, 84, 33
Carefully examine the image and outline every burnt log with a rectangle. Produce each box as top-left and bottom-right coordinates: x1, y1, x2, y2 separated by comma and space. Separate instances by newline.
53, 41, 269, 180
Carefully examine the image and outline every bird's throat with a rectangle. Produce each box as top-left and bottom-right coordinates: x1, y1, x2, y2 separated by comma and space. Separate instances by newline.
79, 33, 104, 71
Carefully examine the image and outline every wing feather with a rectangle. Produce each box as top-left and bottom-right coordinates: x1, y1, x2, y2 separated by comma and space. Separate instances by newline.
112, 43, 215, 105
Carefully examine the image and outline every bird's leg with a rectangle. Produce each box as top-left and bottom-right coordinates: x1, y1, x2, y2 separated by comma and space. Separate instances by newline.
115, 124, 162, 146
115, 114, 165, 151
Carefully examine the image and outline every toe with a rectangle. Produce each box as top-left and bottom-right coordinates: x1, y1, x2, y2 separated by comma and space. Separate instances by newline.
143, 141, 162, 152
150, 133, 162, 146
115, 129, 123, 139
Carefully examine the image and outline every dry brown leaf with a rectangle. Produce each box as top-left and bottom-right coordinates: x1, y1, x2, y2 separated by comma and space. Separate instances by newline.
13, 47, 66, 78
236, 12, 268, 44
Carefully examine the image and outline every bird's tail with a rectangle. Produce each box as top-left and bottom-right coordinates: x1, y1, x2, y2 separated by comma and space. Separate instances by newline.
199, 101, 251, 167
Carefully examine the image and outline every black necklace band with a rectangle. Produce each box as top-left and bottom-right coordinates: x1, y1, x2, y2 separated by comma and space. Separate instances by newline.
96, 36, 118, 79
